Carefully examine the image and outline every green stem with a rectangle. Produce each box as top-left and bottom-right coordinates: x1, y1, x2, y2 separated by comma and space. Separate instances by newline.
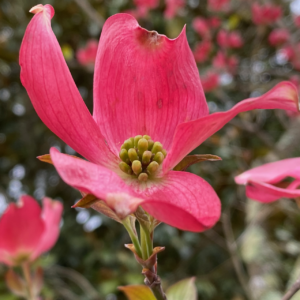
140, 224, 150, 259
122, 218, 143, 258
22, 263, 34, 300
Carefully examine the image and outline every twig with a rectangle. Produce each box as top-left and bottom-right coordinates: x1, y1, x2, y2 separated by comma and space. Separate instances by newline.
221, 212, 254, 300
73, 0, 104, 28
143, 268, 167, 300
281, 277, 300, 300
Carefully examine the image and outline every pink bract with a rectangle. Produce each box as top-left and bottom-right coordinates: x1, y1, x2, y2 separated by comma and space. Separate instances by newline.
20, 5, 299, 232
235, 158, 300, 203
0, 195, 63, 266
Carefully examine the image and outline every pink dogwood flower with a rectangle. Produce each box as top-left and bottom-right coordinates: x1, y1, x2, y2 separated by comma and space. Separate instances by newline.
20, 5, 299, 232
208, 0, 230, 12
76, 39, 98, 67
164, 0, 185, 19
193, 40, 212, 63
133, 0, 159, 18
217, 30, 243, 49
0, 195, 63, 266
268, 29, 290, 47
192, 17, 211, 39
200, 71, 220, 92
252, 3, 282, 25
235, 158, 300, 203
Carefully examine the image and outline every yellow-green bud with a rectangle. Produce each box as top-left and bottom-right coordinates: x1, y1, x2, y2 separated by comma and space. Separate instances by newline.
147, 139, 154, 151
153, 152, 164, 165
132, 160, 142, 175
147, 161, 159, 175
142, 151, 152, 165
119, 162, 132, 175
162, 149, 167, 158
138, 173, 148, 182
138, 138, 148, 155
128, 148, 138, 162
143, 135, 151, 140
119, 149, 130, 164
152, 142, 163, 154
134, 135, 143, 148
122, 139, 133, 150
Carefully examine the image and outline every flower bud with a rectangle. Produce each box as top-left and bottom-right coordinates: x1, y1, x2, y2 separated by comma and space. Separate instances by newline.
138, 173, 149, 182
142, 151, 152, 165
122, 139, 133, 150
119, 149, 129, 164
152, 142, 163, 154
147, 139, 154, 151
128, 148, 138, 162
134, 135, 143, 148
138, 138, 148, 155
119, 162, 132, 174
143, 135, 151, 140
132, 160, 142, 175
147, 161, 159, 175
153, 152, 164, 165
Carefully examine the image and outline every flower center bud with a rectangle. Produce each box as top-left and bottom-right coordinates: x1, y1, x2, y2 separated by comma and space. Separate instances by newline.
119, 135, 167, 181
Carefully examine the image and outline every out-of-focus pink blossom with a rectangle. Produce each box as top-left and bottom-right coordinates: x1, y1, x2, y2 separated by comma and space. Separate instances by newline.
0, 196, 63, 266
208, 0, 230, 12
268, 29, 290, 46
252, 3, 282, 25
295, 15, 300, 27
213, 51, 239, 74
209, 17, 221, 28
201, 71, 220, 92
217, 30, 243, 49
279, 44, 300, 70
235, 158, 300, 203
192, 17, 210, 39
164, 0, 185, 19
76, 40, 98, 67
133, 0, 159, 17
193, 40, 212, 63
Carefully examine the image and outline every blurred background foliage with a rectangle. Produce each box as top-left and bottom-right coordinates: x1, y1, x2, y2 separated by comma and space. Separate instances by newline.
1, 0, 300, 299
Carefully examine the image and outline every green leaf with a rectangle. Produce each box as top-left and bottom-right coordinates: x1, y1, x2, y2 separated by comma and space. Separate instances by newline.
118, 285, 156, 300
173, 154, 221, 171
166, 277, 197, 300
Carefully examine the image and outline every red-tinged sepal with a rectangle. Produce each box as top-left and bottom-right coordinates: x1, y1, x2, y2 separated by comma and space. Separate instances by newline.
5, 269, 27, 297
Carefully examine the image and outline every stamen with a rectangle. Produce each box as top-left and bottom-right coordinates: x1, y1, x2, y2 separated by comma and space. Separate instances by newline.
118, 135, 167, 181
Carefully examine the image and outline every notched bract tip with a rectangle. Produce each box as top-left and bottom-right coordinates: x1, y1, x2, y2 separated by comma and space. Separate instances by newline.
29, 4, 44, 14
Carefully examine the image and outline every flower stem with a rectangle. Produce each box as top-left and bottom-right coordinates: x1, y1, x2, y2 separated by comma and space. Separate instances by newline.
122, 218, 143, 258
140, 223, 153, 259
22, 263, 34, 300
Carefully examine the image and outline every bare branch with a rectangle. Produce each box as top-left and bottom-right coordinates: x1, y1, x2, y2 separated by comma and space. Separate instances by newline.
73, 0, 104, 28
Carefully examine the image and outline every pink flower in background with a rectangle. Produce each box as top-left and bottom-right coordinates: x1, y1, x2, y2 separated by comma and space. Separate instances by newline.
20, 5, 299, 232
217, 30, 243, 49
252, 3, 282, 25
268, 29, 290, 46
76, 40, 98, 67
193, 40, 212, 63
201, 71, 220, 92
193, 17, 211, 39
133, 0, 159, 17
208, 16, 221, 28
0, 195, 63, 266
208, 0, 230, 12
228, 31, 243, 48
295, 15, 300, 27
213, 51, 238, 74
164, 0, 185, 19
235, 158, 300, 203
